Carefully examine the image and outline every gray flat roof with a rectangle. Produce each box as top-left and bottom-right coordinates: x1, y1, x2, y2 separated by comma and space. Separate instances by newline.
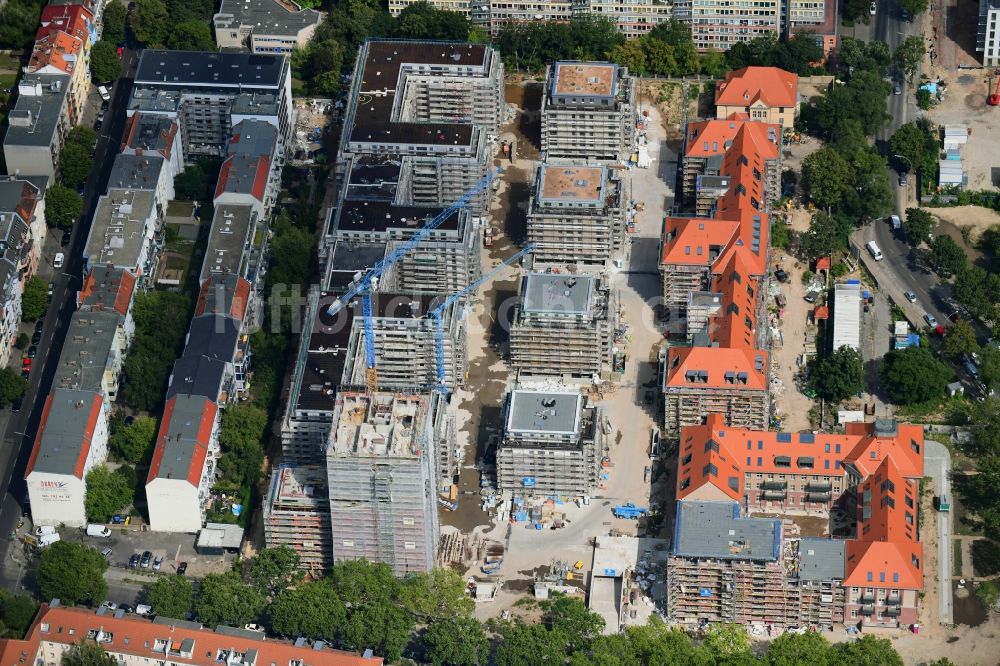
30, 388, 102, 476
154, 394, 213, 480
85, 189, 156, 270
135, 50, 287, 90
107, 153, 165, 191
122, 113, 177, 156
53, 310, 123, 393
798, 538, 846, 581
167, 314, 241, 401
3, 74, 70, 148
214, 0, 321, 36
506, 389, 583, 436
672, 500, 781, 562
231, 92, 279, 116
202, 205, 255, 280
522, 273, 594, 315
198, 522, 244, 548
228, 119, 277, 157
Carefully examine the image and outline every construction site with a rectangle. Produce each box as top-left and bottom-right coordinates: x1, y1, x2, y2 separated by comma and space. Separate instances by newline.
262, 465, 332, 570
540, 62, 635, 162
508, 273, 619, 381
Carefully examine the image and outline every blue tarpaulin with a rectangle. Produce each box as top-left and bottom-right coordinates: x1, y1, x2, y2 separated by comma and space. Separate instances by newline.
699, 588, 713, 597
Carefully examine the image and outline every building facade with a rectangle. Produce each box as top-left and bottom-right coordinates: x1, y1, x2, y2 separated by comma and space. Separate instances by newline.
213, 0, 321, 54
978, 0, 1000, 65
674, 0, 780, 51
3, 75, 72, 180
715, 66, 798, 128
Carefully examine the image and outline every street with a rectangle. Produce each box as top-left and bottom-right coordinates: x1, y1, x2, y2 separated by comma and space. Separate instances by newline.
0, 46, 139, 593
924, 439, 953, 626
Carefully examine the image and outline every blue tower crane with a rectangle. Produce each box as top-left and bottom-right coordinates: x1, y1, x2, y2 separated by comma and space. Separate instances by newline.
428, 244, 537, 393
325, 168, 503, 393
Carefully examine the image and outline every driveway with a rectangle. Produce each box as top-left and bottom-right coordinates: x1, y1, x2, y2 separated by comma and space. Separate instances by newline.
925, 439, 953, 625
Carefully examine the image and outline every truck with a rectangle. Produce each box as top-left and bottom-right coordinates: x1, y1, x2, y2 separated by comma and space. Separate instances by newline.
33, 525, 55, 537
86, 524, 111, 538
612, 503, 648, 519
38, 532, 60, 547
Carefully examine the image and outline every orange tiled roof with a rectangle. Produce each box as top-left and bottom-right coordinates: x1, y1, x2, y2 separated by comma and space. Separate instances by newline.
685, 116, 780, 161
842, 420, 924, 479
659, 216, 740, 266
27, 30, 84, 74
0, 604, 383, 666
715, 66, 798, 109
665, 347, 768, 391
855, 457, 918, 543
844, 540, 922, 589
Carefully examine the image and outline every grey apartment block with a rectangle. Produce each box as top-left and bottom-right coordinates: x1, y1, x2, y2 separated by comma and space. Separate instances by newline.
326, 391, 439, 576
509, 273, 617, 381
2, 74, 71, 181
213, 0, 321, 54
496, 389, 604, 496
527, 163, 628, 268
336, 41, 504, 213
263, 464, 332, 570
541, 62, 635, 163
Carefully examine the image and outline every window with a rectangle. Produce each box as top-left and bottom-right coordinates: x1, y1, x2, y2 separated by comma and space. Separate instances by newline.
912, 555, 920, 568
704, 440, 720, 454
703, 463, 718, 477
682, 453, 692, 465
911, 439, 920, 454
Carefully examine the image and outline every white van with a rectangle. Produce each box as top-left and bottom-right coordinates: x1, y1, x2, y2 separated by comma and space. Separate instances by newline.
38, 532, 60, 547
34, 525, 55, 537
86, 524, 111, 538
98, 85, 111, 102
866, 241, 884, 261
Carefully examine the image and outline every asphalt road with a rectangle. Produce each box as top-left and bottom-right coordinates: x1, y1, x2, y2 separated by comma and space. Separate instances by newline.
925, 440, 953, 625
0, 47, 139, 593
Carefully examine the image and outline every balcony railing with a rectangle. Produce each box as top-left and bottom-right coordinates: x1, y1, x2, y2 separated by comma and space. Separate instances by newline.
760, 480, 787, 490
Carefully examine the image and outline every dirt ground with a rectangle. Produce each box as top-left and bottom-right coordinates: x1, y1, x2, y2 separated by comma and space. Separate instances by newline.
927, 70, 999, 191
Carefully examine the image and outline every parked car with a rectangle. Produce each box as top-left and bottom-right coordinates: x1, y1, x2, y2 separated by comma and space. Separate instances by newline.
869, 1, 876, 13
34, 319, 44, 333
34, 526, 55, 537
140, 551, 152, 568
11, 397, 22, 413
119, 604, 134, 614
97, 85, 111, 102
30, 331, 41, 345
60, 231, 71, 246
894, 84, 902, 95
152, 556, 162, 571
135, 604, 152, 616
904, 291, 917, 303
923, 313, 938, 328
86, 524, 111, 537
22, 358, 30, 369
53, 252, 64, 269
47, 283, 53, 299
774, 268, 789, 283
101, 547, 113, 558
100, 601, 118, 611
20, 368, 29, 379
128, 553, 140, 568
176, 562, 188, 575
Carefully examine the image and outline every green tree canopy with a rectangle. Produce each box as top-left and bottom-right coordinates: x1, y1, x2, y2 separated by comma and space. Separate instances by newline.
45, 184, 83, 230
495, 622, 567, 666
889, 122, 937, 175
0, 368, 28, 408
216, 404, 267, 490
928, 234, 968, 277
146, 575, 193, 619
36, 541, 108, 606
0, 0, 45, 51
195, 571, 266, 627
66, 126, 97, 150
801, 147, 851, 210
101, 1, 128, 44
881, 346, 954, 405
129, 0, 168, 46
61, 641, 117, 666
898, 0, 929, 15
109, 415, 158, 464
21, 276, 48, 322
941, 320, 979, 359
246, 547, 302, 596
894, 35, 925, 80
399, 568, 474, 624
810, 70, 891, 138
421, 617, 489, 666
393, 2, 470, 40
268, 580, 346, 643
167, 20, 215, 51
841, 146, 894, 221
0, 593, 37, 638
902, 207, 934, 247
979, 347, 1000, 395
84, 464, 136, 522
122, 291, 191, 411
767, 631, 831, 666
89, 41, 122, 83
954, 266, 1000, 320
812, 346, 865, 402
59, 143, 94, 189
328, 560, 414, 662
830, 634, 903, 666
800, 212, 851, 259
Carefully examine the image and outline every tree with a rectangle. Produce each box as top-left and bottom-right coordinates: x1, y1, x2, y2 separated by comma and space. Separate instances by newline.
767, 631, 831, 666
902, 207, 934, 247
21, 276, 48, 322
894, 35, 925, 80
954, 266, 1000, 320
881, 346, 954, 405
898, 0, 929, 16
247, 547, 302, 596
85, 465, 135, 522
101, 1, 128, 45
800, 212, 851, 259
122, 291, 191, 412
916, 87, 932, 110
329, 560, 414, 662
66, 126, 97, 150
841, 146, 894, 221
495, 622, 566, 666
810, 70, 891, 138
394, 2, 470, 40
889, 123, 929, 175
109, 415, 157, 464
829, 634, 902, 666
545, 595, 604, 650
801, 147, 851, 210
36, 541, 108, 606
89, 41, 122, 83
268, 580, 346, 642
59, 143, 94, 189
173, 162, 212, 202
942, 320, 979, 359
45, 185, 83, 229
61, 642, 117, 666
399, 568, 474, 623
928, 234, 967, 277
0, 369, 28, 408
167, 20, 215, 51
702, 624, 752, 660
422, 617, 489, 666
146, 575, 193, 619
979, 347, 1000, 394
812, 346, 864, 402
267, 215, 315, 287
216, 404, 267, 489
0, 0, 45, 51
609, 40, 647, 75
169, 0, 214, 23
129, 0, 168, 47
195, 571, 266, 627
0, 594, 37, 638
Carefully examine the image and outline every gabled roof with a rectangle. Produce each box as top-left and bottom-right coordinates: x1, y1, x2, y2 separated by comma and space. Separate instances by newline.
708, 251, 761, 350
25, 389, 102, 478
715, 66, 798, 109
27, 30, 84, 74
78, 265, 137, 315
195, 274, 251, 320
843, 419, 924, 478
665, 346, 768, 392
147, 395, 217, 486
659, 216, 739, 266
685, 116, 780, 161
215, 155, 270, 202
676, 423, 744, 502
844, 539, 922, 589
856, 456, 918, 543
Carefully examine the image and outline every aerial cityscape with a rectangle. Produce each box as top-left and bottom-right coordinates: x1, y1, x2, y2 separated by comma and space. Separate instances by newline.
0, 0, 996, 662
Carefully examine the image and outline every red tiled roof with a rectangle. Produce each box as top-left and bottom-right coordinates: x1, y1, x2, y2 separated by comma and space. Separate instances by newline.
24, 393, 102, 479
0, 604, 382, 666
715, 66, 798, 109
665, 347, 768, 391
146, 396, 218, 487
844, 540, 922, 589
659, 216, 740, 266
27, 30, 84, 74
685, 116, 780, 160
856, 457, 918, 543
677, 419, 744, 503
194, 277, 252, 320
842, 421, 924, 479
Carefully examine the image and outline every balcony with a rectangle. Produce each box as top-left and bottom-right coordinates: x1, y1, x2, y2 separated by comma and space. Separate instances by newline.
886, 594, 901, 606
885, 606, 901, 617
762, 490, 786, 500
760, 480, 787, 490
860, 605, 875, 616
806, 481, 832, 492
859, 593, 875, 604
805, 492, 831, 503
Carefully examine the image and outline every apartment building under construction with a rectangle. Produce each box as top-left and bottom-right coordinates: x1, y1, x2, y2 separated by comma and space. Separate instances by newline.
509, 273, 617, 381
541, 62, 635, 163
526, 164, 628, 269
262, 464, 331, 570
496, 389, 604, 496
326, 390, 439, 576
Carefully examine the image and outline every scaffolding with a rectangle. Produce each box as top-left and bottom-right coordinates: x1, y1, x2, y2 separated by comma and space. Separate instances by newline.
262, 465, 331, 570
663, 386, 769, 432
